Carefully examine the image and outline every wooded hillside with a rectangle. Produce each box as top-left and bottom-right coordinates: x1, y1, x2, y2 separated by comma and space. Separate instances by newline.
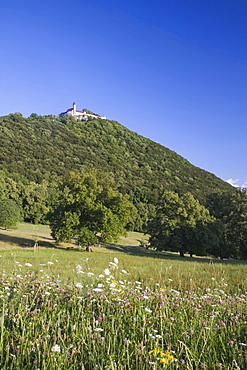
0, 112, 232, 205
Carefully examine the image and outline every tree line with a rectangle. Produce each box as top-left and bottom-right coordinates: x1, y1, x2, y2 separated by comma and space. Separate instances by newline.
147, 189, 247, 259
0, 170, 246, 259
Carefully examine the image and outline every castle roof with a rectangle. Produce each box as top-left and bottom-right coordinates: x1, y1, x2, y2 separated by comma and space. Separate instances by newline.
67, 108, 85, 114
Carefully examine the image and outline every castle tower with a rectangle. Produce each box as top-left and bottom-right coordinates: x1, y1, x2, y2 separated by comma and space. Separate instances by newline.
73, 102, 76, 116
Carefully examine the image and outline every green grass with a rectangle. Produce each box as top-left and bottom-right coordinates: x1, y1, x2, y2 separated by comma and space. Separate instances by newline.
0, 223, 246, 369
0, 223, 53, 249
0, 222, 148, 249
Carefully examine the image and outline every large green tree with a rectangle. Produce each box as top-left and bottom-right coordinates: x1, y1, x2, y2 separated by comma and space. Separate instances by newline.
147, 191, 218, 257
206, 189, 247, 259
21, 180, 57, 224
0, 199, 21, 229
48, 171, 137, 246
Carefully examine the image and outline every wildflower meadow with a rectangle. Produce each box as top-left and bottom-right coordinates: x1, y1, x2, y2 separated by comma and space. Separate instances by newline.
0, 246, 246, 369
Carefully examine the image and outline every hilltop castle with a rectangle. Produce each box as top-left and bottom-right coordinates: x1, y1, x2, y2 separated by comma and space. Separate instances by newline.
59, 102, 106, 121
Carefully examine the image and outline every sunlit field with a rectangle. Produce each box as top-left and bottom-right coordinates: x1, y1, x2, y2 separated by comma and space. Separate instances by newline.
0, 224, 246, 369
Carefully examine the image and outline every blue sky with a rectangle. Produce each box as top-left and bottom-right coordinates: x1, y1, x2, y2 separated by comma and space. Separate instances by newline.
1, 0, 247, 187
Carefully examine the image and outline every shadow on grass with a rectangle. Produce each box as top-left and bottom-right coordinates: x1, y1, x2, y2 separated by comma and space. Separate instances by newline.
1, 231, 246, 265
104, 244, 247, 265
0, 232, 86, 252
0, 233, 55, 249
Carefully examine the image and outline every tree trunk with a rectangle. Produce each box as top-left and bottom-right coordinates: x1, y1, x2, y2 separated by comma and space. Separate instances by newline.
179, 250, 185, 257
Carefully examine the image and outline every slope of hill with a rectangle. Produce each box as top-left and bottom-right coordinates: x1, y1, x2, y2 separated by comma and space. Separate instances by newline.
0, 112, 232, 204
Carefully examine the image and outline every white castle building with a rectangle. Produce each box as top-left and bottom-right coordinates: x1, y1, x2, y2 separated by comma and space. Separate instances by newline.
59, 102, 106, 121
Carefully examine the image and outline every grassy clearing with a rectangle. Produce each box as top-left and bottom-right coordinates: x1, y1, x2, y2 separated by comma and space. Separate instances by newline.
0, 223, 148, 250
0, 224, 246, 369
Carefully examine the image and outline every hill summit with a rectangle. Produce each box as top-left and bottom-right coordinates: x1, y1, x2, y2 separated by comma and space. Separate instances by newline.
59, 102, 106, 122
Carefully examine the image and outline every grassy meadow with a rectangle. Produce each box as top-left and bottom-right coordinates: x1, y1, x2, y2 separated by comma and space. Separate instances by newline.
0, 223, 246, 369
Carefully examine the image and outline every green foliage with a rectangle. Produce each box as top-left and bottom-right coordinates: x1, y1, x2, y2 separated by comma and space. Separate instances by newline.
206, 189, 247, 259
21, 181, 54, 224
0, 171, 58, 224
48, 171, 137, 245
0, 198, 21, 229
147, 191, 218, 257
0, 112, 232, 205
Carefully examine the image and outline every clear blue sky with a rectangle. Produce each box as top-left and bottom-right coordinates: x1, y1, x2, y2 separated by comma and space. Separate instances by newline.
1, 0, 246, 187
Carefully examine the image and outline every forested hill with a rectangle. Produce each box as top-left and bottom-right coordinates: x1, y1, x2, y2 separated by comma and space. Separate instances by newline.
0, 112, 232, 204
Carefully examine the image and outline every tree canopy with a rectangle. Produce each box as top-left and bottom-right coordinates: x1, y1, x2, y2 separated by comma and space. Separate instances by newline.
48, 171, 137, 246
0, 199, 21, 229
206, 189, 247, 259
147, 191, 220, 257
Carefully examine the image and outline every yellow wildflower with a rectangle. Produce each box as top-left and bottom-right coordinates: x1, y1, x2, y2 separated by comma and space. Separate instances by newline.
163, 351, 175, 360
149, 349, 162, 355
158, 357, 170, 364
149, 348, 176, 365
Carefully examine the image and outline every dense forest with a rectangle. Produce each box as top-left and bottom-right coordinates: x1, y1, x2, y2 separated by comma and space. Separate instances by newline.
2, 111, 246, 259
0, 112, 232, 198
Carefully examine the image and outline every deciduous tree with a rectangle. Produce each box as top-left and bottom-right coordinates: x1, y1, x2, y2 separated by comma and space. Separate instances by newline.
0, 199, 21, 229
48, 171, 137, 246
206, 189, 247, 259
147, 191, 217, 257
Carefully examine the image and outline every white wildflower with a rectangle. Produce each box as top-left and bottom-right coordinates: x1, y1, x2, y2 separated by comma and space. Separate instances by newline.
109, 262, 118, 268
76, 265, 83, 273
51, 344, 61, 352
